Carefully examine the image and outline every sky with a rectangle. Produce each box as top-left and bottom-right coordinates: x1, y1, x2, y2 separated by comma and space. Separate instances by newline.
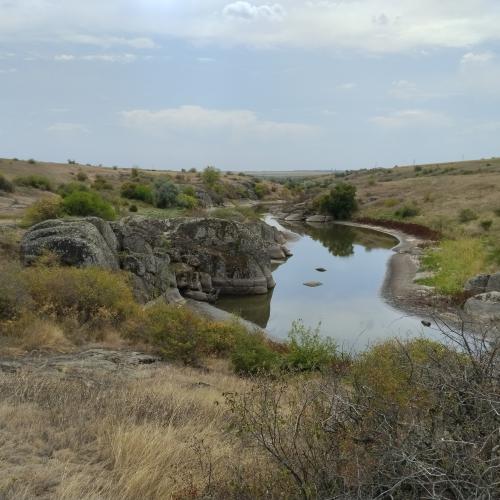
1, 0, 500, 171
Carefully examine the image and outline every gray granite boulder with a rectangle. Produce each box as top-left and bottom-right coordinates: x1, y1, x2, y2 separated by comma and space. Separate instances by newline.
464, 291, 500, 321
21, 216, 288, 302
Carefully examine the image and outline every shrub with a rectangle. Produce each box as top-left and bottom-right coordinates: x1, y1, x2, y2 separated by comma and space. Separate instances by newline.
318, 183, 358, 219
0, 174, 14, 193
131, 167, 139, 178
22, 266, 137, 327
22, 197, 63, 226
27, 158, 36, 164
92, 175, 113, 191
139, 304, 239, 365
202, 166, 221, 187
182, 185, 196, 197
254, 182, 270, 199
76, 171, 87, 181
68, 159, 76, 165
121, 182, 153, 203
231, 330, 281, 375
14, 175, 52, 191
480, 219, 493, 231
129, 204, 138, 213
284, 321, 337, 372
62, 191, 115, 220
383, 198, 399, 208
154, 179, 179, 208
175, 193, 198, 209
394, 204, 420, 218
494, 208, 500, 217
0, 261, 31, 321
459, 208, 478, 223
57, 182, 89, 198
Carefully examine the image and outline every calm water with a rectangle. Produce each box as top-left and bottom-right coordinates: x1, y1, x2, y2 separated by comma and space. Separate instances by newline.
216, 217, 426, 350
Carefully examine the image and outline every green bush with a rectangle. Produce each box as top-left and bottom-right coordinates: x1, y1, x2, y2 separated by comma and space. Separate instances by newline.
14, 175, 52, 191
284, 321, 337, 372
480, 220, 493, 231
231, 330, 281, 375
0, 174, 14, 193
62, 191, 115, 220
76, 171, 88, 181
459, 208, 478, 223
254, 182, 270, 199
182, 185, 196, 197
57, 182, 89, 198
318, 183, 357, 219
175, 193, 198, 209
22, 197, 63, 226
129, 204, 138, 213
121, 182, 154, 204
22, 266, 137, 327
394, 204, 420, 218
202, 166, 221, 187
154, 179, 179, 208
0, 261, 31, 321
139, 303, 239, 365
92, 175, 113, 191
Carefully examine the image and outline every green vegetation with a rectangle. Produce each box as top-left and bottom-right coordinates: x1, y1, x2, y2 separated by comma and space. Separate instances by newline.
317, 182, 358, 219
459, 208, 478, 223
14, 174, 53, 191
22, 197, 63, 226
121, 182, 154, 204
420, 238, 489, 294
62, 191, 116, 220
153, 179, 179, 208
202, 166, 221, 187
0, 174, 14, 193
394, 204, 420, 218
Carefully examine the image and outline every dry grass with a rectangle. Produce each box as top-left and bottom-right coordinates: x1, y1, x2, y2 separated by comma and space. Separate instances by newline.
0, 359, 291, 499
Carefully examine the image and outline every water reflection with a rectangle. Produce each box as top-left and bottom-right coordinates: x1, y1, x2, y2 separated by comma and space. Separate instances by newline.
216, 220, 423, 349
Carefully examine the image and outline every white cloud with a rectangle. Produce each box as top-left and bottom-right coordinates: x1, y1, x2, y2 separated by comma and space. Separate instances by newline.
197, 57, 216, 63
222, 2, 285, 21
54, 53, 137, 63
0, 67, 17, 74
370, 109, 451, 128
2, 1, 500, 53
54, 54, 75, 61
337, 82, 356, 90
460, 51, 500, 94
46, 122, 89, 134
121, 105, 317, 136
66, 34, 158, 49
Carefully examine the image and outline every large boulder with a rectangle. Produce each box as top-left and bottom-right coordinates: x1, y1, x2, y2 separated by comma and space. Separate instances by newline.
464, 272, 500, 295
21, 218, 119, 269
21, 216, 288, 302
464, 292, 500, 321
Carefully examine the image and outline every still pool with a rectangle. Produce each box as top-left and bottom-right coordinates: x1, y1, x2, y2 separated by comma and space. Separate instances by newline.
216, 218, 427, 350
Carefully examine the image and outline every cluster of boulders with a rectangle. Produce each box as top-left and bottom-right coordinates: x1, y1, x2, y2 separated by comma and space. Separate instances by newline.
464, 273, 500, 321
21, 216, 291, 304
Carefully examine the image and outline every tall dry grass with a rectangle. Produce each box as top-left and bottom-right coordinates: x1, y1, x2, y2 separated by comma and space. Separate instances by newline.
0, 360, 294, 499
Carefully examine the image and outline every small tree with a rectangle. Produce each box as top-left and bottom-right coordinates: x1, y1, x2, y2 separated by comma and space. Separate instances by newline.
319, 183, 358, 219
202, 166, 220, 187
154, 179, 179, 208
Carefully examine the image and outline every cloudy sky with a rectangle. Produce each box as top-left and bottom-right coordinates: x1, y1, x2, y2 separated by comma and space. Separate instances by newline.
1, 1, 499, 170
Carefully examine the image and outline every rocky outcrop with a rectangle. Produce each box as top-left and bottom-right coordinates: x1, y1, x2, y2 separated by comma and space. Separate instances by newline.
21, 216, 290, 303
464, 292, 500, 321
464, 273, 500, 294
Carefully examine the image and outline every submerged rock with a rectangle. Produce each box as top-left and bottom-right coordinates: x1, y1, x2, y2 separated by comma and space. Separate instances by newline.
21, 216, 290, 303
303, 281, 323, 287
315, 267, 327, 272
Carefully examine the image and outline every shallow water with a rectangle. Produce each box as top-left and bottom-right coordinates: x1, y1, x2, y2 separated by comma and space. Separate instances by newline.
216, 217, 427, 351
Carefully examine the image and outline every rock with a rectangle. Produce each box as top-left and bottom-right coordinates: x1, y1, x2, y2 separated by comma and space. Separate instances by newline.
306, 215, 333, 223
421, 320, 432, 327
464, 292, 500, 321
486, 273, 500, 292
21, 218, 119, 269
285, 212, 305, 222
315, 267, 327, 272
303, 281, 323, 287
464, 274, 490, 294
21, 216, 286, 302
282, 246, 293, 257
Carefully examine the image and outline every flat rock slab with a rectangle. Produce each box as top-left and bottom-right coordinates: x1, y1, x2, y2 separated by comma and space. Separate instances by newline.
303, 281, 323, 287
315, 267, 327, 272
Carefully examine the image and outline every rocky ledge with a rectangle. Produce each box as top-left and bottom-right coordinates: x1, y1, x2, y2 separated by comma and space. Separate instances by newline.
463, 273, 500, 323
21, 216, 291, 303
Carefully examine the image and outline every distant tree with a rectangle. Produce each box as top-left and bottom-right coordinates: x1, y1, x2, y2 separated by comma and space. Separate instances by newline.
319, 183, 358, 219
202, 166, 221, 187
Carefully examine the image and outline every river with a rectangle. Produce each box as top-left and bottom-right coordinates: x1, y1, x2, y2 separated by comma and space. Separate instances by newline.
216, 217, 427, 351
